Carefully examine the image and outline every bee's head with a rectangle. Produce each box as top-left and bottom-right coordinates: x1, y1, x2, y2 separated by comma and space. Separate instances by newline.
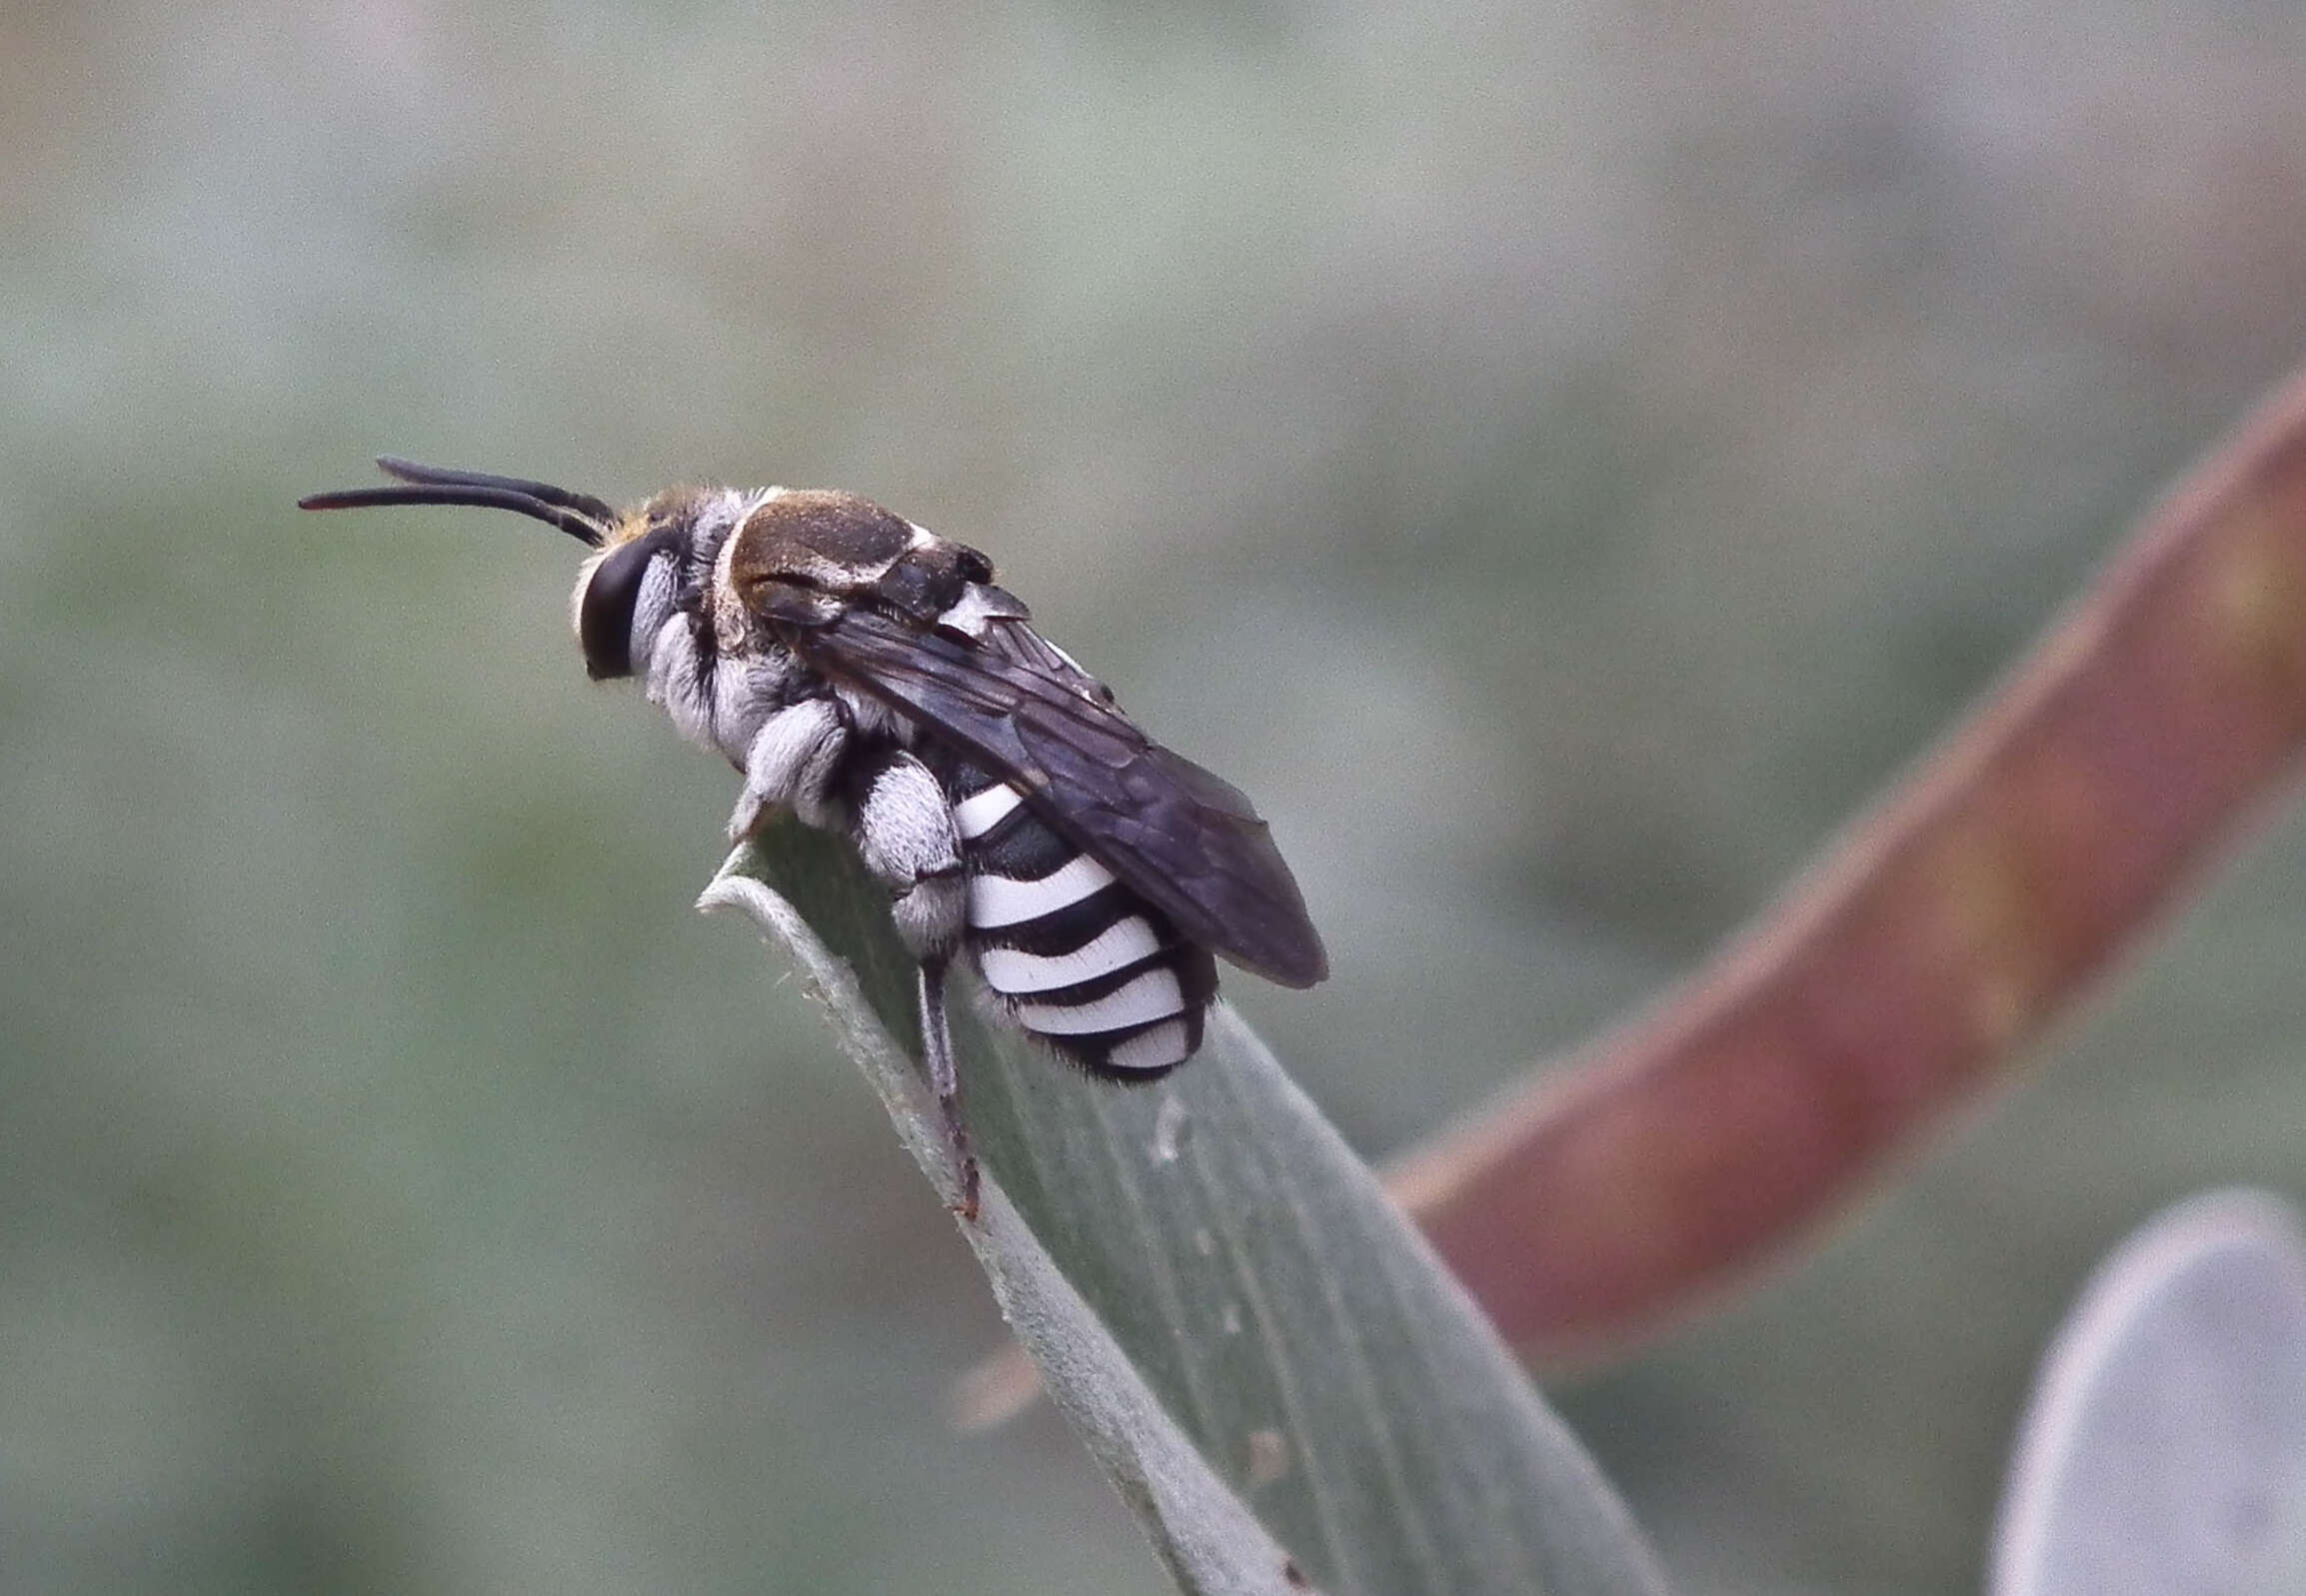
564, 484, 743, 682
301, 458, 731, 683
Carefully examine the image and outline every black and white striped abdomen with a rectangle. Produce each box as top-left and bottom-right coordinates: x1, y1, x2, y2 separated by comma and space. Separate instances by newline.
942, 761, 1217, 1079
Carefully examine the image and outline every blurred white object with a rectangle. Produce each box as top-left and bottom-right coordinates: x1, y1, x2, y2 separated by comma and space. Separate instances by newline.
1992, 1189, 2306, 1596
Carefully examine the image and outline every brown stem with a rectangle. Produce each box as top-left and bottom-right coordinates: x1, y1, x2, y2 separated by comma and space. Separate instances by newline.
1390, 363, 2306, 1360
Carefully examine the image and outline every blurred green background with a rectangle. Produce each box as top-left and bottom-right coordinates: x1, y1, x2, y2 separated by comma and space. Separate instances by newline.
8, 2, 2306, 1591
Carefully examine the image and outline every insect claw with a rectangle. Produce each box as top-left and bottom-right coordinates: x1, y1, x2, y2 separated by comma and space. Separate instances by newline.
918, 958, 981, 1223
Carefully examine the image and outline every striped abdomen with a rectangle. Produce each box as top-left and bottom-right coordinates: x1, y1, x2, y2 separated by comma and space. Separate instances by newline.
941, 760, 1217, 1078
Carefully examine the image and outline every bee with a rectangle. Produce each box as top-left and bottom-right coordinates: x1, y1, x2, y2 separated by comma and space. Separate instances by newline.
301, 458, 1327, 1218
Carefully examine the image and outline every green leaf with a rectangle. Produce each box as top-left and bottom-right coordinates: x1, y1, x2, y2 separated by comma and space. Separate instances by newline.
700, 821, 1670, 1596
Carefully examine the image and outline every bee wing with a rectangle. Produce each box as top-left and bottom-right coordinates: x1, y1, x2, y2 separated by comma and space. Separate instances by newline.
789, 608, 1328, 988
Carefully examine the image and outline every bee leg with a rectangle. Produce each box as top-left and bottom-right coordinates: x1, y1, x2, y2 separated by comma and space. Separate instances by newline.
846, 749, 968, 961
849, 747, 977, 1218
727, 698, 851, 839
918, 956, 979, 1221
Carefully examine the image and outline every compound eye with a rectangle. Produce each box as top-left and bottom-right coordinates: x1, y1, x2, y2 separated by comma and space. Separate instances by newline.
579, 531, 673, 680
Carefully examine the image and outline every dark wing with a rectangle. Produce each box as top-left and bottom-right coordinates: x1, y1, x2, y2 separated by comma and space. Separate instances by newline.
789, 608, 1327, 988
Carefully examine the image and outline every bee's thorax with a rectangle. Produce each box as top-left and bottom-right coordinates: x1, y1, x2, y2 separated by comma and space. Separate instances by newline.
725, 489, 1000, 630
